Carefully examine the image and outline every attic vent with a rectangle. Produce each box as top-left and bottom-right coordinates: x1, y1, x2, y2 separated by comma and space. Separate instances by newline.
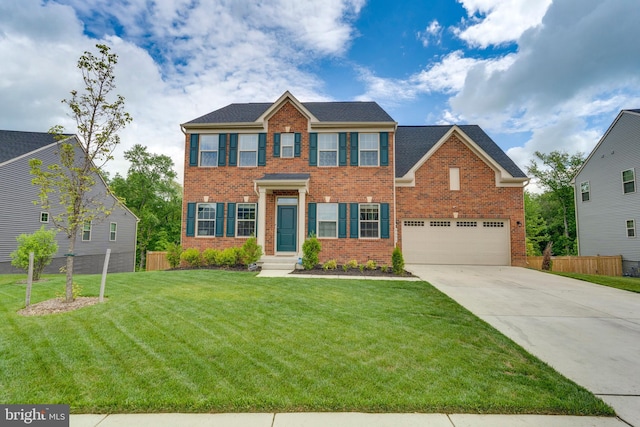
429, 221, 451, 227
404, 220, 425, 227
483, 221, 505, 228
456, 221, 477, 227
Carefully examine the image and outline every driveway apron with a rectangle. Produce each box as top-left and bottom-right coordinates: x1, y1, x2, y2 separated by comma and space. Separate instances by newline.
407, 265, 640, 427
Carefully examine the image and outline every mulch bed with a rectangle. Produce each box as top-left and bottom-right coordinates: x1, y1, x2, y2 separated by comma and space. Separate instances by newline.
291, 265, 414, 277
18, 297, 102, 316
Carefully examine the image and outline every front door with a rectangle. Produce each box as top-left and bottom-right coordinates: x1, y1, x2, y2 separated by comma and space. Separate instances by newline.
277, 204, 297, 252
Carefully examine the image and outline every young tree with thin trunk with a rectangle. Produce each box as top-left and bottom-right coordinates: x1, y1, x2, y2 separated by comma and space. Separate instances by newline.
30, 44, 132, 303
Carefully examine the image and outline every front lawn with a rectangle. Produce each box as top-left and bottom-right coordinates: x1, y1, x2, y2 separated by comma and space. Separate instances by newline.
0, 271, 612, 415
551, 271, 640, 293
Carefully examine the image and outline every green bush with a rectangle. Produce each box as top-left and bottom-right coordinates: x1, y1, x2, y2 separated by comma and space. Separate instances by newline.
180, 248, 202, 267
218, 247, 239, 267
364, 260, 377, 270
380, 264, 389, 273
302, 234, 321, 270
202, 248, 221, 266
165, 242, 183, 269
10, 226, 59, 281
240, 237, 263, 266
392, 246, 405, 276
322, 259, 338, 270
345, 259, 358, 269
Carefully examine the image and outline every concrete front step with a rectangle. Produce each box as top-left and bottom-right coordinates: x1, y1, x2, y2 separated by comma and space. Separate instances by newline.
259, 256, 299, 271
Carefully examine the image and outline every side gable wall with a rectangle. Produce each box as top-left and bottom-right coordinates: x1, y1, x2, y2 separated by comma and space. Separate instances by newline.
396, 133, 526, 266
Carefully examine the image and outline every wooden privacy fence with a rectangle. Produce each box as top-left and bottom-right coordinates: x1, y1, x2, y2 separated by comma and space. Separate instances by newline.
527, 255, 622, 276
146, 251, 170, 271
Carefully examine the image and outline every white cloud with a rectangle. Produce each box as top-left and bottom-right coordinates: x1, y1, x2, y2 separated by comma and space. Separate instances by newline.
417, 20, 442, 47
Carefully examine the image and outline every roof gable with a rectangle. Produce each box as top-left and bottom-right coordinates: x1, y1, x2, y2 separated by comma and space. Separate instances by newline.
0, 130, 73, 165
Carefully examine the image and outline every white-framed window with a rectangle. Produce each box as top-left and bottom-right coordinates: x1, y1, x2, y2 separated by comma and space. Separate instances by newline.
317, 203, 338, 238
109, 222, 117, 241
318, 133, 338, 167
581, 181, 590, 202
627, 219, 636, 238
281, 133, 295, 158
40, 212, 49, 223
82, 221, 92, 241
359, 203, 379, 238
236, 203, 256, 237
199, 134, 218, 167
197, 203, 216, 236
450, 167, 460, 191
359, 133, 379, 166
239, 134, 258, 167
622, 169, 635, 194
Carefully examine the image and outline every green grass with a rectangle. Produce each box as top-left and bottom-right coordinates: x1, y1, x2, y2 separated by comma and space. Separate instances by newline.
551, 271, 640, 293
0, 271, 613, 415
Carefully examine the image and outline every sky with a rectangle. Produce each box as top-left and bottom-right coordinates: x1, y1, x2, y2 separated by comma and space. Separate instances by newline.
1, 0, 640, 188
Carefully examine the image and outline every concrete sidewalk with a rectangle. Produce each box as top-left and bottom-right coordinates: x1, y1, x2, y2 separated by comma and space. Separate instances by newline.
70, 412, 626, 427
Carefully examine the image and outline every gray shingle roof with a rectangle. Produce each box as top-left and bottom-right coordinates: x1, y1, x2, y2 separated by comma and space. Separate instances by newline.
395, 125, 527, 179
0, 130, 68, 164
624, 109, 640, 114
258, 173, 311, 181
185, 101, 394, 124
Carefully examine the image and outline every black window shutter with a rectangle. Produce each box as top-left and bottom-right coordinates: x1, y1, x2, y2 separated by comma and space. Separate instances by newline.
186, 202, 196, 236
309, 133, 318, 166
189, 134, 199, 166
229, 134, 238, 166
350, 133, 359, 166
381, 203, 390, 238
350, 203, 359, 238
380, 132, 389, 166
226, 203, 236, 237
258, 133, 267, 166
215, 202, 225, 237
273, 133, 281, 157
218, 134, 227, 166
339, 133, 347, 166
308, 202, 317, 236
338, 203, 347, 238
294, 133, 301, 157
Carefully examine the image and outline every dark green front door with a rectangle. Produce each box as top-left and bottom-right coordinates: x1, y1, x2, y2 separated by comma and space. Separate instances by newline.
277, 205, 297, 252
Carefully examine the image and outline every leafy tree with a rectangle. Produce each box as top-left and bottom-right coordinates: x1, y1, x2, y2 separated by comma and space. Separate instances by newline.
109, 144, 182, 270
526, 151, 584, 255
10, 226, 59, 281
30, 44, 132, 302
524, 191, 549, 256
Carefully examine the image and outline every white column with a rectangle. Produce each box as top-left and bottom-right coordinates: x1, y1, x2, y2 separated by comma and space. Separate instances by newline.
257, 188, 267, 251
297, 188, 306, 256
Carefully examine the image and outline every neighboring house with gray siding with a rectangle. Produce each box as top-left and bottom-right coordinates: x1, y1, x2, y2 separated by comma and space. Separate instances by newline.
574, 110, 640, 276
0, 130, 138, 274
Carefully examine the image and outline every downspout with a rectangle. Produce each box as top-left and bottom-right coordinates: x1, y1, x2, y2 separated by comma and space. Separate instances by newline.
392, 124, 398, 249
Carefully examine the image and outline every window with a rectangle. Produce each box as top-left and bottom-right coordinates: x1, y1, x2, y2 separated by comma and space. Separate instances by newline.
581, 181, 590, 202
236, 203, 256, 237
627, 220, 636, 238
239, 134, 258, 167
82, 221, 91, 241
318, 134, 338, 166
317, 203, 338, 238
359, 133, 379, 166
109, 223, 117, 241
199, 134, 218, 166
40, 212, 49, 223
197, 203, 216, 236
281, 133, 295, 158
623, 169, 635, 194
450, 167, 460, 191
359, 204, 379, 238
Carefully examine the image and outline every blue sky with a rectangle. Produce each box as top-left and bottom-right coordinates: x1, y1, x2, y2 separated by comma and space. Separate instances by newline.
1, 0, 639, 185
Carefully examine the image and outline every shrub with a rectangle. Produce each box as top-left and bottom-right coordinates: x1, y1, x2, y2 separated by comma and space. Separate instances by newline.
218, 247, 240, 267
364, 260, 377, 270
392, 246, 405, 275
380, 264, 389, 273
165, 242, 183, 269
180, 248, 202, 267
322, 259, 338, 270
10, 226, 59, 281
302, 234, 321, 270
202, 248, 221, 266
240, 237, 263, 266
345, 259, 358, 269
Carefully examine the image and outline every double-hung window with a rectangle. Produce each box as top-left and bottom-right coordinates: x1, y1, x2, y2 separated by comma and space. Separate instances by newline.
239, 134, 258, 167
580, 181, 590, 202
359, 133, 379, 166
236, 203, 256, 237
109, 223, 117, 241
317, 203, 338, 238
359, 204, 379, 238
318, 134, 338, 166
197, 203, 216, 236
281, 133, 295, 158
82, 221, 92, 241
622, 169, 635, 194
627, 220, 636, 238
40, 212, 49, 223
199, 134, 218, 166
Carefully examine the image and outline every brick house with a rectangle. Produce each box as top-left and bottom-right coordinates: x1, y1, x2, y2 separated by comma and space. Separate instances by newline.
180, 91, 528, 268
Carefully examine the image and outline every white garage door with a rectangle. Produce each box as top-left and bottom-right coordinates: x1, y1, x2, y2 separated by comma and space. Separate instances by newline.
402, 219, 510, 265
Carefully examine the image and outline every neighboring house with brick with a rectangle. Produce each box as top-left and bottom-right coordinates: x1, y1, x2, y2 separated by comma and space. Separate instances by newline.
573, 109, 640, 276
0, 130, 138, 274
180, 91, 528, 268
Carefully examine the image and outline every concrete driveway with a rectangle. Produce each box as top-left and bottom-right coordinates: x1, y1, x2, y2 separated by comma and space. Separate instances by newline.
407, 265, 640, 427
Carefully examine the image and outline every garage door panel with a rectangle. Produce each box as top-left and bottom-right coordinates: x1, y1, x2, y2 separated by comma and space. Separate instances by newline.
403, 219, 510, 265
